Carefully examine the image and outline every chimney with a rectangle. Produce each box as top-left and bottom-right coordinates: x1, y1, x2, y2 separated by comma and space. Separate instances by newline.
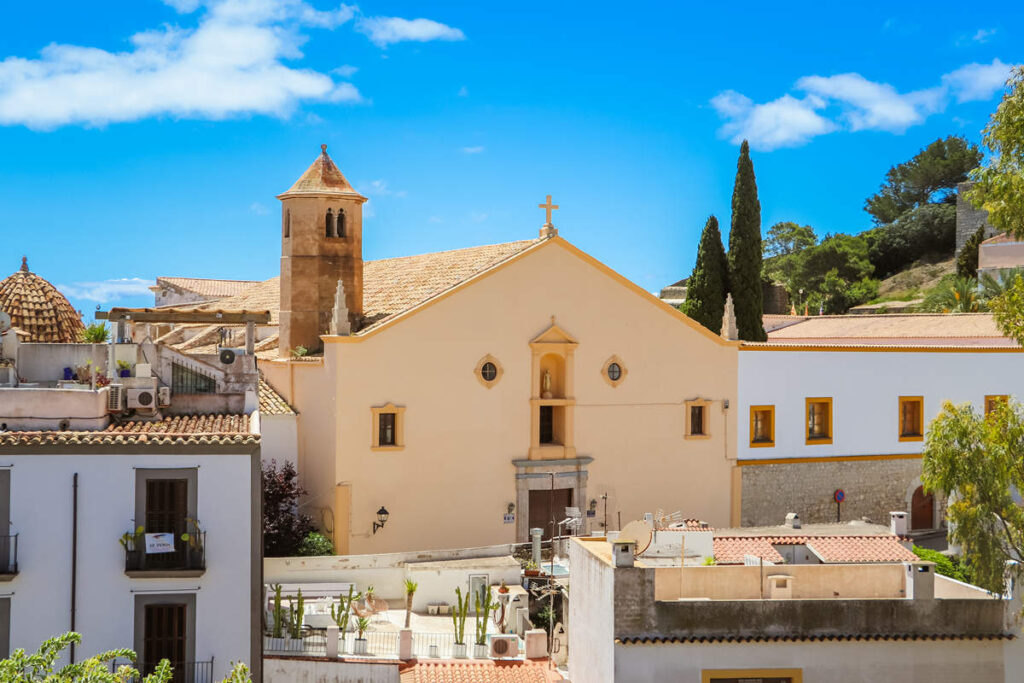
612, 541, 635, 568
905, 562, 935, 600
890, 511, 908, 536
721, 294, 738, 341
784, 512, 801, 529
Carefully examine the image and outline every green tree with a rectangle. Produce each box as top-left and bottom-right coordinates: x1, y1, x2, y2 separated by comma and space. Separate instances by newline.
681, 215, 729, 333
989, 273, 1024, 344
865, 136, 982, 224
922, 400, 1024, 594
967, 65, 1024, 238
728, 140, 766, 341
957, 225, 988, 278
785, 234, 874, 296
80, 323, 110, 344
919, 275, 983, 313
865, 203, 957, 278
763, 221, 816, 259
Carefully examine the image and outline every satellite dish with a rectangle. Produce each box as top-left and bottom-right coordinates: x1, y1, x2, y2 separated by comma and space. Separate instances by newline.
617, 520, 653, 557
219, 348, 236, 365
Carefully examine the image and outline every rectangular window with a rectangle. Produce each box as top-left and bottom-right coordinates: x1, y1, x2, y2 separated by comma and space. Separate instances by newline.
132, 469, 199, 573
985, 395, 1009, 415
371, 404, 405, 450
899, 396, 924, 441
685, 400, 711, 439
702, 671, 801, 683
750, 405, 775, 447
134, 594, 196, 683
805, 398, 832, 444
539, 405, 554, 444
690, 406, 705, 435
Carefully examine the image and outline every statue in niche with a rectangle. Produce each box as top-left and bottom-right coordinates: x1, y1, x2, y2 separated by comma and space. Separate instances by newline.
541, 369, 553, 399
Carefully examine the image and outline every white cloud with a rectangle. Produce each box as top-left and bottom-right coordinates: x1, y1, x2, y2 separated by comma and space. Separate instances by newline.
461, 145, 484, 154
711, 91, 834, 150
356, 16, 465, 47
713, 59, 1016, 150
57, 278, 155, 303
361, 179, 406, 197
0, 0, 361, 129
973, 28, 996, 44
332, 64, 358, 77
797, 73, 943, 132
942, 59, 1012, 102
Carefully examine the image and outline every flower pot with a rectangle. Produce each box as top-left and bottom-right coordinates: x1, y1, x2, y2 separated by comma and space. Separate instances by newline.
474, 643, 488, 658
427, 604, 439, 616
353, 638, 368, 655
263, 636, 302, 652
524, 570, 540, 577
452, 643, 468, 658
428, 644, 439, 658
119, 369, 131, 378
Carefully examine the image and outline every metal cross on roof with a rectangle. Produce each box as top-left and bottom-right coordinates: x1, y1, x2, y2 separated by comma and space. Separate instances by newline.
538, 195, 559, 227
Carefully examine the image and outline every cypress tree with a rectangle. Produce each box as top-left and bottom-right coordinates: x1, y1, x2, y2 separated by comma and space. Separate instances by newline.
728, 140, 767, 341
681, 215, 729, 333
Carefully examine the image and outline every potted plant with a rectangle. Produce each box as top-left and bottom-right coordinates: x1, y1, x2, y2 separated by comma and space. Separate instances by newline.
403, 579, 418, 628
330, 586, 359, 653
498, 580, 509, 594
264, 584, 287, 651
284, 589, 305, 652
451, 587, 469, 658
353, 617, 370, 655
119, 526, 145, 569
116, 360, 132, 378
473, 588, 494, 658
523, 559, 540, 577
180, 517, 205, 569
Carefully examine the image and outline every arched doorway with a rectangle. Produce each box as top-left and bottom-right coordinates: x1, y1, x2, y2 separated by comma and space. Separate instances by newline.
911, 485, 934, 530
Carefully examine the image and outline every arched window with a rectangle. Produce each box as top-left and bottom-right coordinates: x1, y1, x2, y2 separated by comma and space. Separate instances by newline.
325, 209, 335, 238
283, 209, 290, 238
337, 208, 346, 238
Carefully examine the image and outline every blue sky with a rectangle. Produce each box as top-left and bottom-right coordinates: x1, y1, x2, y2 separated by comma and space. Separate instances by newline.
0, 0, 1020, 319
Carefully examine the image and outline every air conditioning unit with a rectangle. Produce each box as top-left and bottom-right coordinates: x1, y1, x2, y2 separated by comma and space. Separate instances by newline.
127, 388, 157, 412
489, 635, 519, 659
158, 386, 171, 407
107, 384, 124, 412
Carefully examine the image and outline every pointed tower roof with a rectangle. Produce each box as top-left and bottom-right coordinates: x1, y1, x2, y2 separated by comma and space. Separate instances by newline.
278, 144, 367, 200
0, 256, 85, 343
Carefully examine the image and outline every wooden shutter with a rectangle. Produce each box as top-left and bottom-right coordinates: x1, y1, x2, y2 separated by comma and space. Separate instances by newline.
145, 479, 188, 568
143, 603, 187, 682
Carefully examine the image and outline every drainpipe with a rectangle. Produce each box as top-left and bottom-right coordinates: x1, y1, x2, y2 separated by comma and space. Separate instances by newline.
70, 473, 79, 662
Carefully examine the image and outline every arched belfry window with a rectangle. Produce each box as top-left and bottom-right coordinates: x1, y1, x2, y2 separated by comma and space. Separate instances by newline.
283, 209, 290, 238
326, 209, 336, 238
337, 208, 346, 238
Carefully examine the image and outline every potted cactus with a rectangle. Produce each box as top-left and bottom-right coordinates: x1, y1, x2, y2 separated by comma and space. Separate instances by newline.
280, 589, 305, 652
353, 617, 370, 655
330, 586, 359, 653
451, 587, 470, 658
473, 588, 494, 658
264, 584, 287, 651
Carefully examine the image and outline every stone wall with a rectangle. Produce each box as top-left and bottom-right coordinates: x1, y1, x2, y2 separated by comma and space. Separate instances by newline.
740, 457, 945, 527
956, 181, 998, 255
761, 281, 790, 315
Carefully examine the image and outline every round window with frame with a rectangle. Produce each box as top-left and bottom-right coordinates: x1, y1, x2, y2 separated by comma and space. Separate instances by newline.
601, 356, 627, 387
474, 355, 504, 388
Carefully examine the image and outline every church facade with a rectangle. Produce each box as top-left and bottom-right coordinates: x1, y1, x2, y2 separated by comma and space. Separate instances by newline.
260, 147, 741, 554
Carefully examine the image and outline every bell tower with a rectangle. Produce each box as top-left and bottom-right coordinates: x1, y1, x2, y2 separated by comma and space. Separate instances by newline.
278, 144, 367, 356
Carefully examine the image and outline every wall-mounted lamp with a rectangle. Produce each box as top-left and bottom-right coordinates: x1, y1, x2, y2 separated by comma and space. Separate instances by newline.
373, 506, 389, 534
589, 499, 598, 512
507, 502, 515, 515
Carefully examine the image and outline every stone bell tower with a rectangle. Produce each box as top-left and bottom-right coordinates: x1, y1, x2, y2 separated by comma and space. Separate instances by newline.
278, 144, 367, 356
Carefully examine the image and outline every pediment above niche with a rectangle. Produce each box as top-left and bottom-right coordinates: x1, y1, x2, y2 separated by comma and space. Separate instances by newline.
531, 316, 578, 346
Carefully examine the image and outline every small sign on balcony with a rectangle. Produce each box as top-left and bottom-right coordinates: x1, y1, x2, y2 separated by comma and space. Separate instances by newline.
145, 532, 176, 554
503, 513, 515, 524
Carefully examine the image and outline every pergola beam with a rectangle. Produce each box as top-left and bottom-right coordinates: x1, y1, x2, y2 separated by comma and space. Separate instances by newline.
97, 308, 272, 324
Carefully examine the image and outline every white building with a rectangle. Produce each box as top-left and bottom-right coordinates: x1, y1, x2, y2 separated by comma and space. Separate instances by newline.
736, 313, 1024, 529
569, 536, 1023, 683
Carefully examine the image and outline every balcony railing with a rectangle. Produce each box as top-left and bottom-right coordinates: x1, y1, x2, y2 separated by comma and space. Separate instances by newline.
0, 534, 18, 576
124, 533, 206, 574
113, 659, 214, 683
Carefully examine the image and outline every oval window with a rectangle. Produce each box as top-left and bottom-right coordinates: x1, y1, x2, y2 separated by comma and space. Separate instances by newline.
607, 362, 622, 381
481, 362, 498, 382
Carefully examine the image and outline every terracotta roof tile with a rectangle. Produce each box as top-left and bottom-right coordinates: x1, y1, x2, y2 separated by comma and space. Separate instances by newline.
713, 535, 917, 565
280, 146, 365, 198
757, 313, 1015, 348
0, 413, 256, 447
616, 633, 1013, 644
398, 659, 562, 683
0, 257, 85, 343
155, 277, 259, 299
259, 377, 294, 415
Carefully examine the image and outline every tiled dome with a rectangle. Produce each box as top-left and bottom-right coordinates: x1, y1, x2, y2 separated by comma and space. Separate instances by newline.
0, 257, 85, 343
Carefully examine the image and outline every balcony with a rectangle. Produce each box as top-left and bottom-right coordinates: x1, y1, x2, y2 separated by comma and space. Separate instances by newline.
0, 534, 18, 580
114, 659, 214, 683
124, 532, 206, 578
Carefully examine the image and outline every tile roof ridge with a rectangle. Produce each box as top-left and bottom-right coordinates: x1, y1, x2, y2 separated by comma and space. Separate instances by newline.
366, 238, 540, 265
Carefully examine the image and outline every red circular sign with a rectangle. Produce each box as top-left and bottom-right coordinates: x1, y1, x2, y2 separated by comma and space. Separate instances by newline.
834, 489, 845, 503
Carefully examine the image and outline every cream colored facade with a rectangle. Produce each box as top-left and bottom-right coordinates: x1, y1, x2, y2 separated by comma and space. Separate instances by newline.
263, 236, 738, 555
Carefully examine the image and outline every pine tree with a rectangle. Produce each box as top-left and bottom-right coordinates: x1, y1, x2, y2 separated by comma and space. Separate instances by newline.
682, 215, 729, 333
728, 140, 767, 341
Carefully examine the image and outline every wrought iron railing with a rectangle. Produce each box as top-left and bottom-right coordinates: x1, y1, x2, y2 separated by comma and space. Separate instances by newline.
0, 534, 17, 574
111, 658, 214, 683
124, 533, 206, 573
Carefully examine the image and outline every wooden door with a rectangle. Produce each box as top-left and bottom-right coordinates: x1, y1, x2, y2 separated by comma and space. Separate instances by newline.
529, 488, 572, 540
911, 486, 934, 530
143, 603, 187, 682
145, 479, 188, 569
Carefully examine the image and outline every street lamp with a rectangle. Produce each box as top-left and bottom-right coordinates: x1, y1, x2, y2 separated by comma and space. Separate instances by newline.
373, 506, 390, 534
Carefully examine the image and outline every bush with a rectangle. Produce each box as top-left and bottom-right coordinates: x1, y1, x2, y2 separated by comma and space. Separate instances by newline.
262, 459, 315, 557
912, 545, 969, 583
866, 204, 956, 278
957, 225, 987, 279
297, 532, 335, 556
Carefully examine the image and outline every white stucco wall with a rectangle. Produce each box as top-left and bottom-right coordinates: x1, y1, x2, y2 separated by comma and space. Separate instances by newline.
567, 539, 616, 683
260, 413, 299, 470
263, 656, 399, 683
612, 639, 1010, 683
3, 450, 256, 679
738, 350, 1024, 461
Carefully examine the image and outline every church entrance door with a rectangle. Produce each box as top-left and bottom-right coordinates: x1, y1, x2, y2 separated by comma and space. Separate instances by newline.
529, 488, 572, 540
911, 485, 934, 530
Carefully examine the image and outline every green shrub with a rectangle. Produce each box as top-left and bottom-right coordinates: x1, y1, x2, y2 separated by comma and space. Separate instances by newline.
912, 545, 968, 583
296, 532, 334, 556
866, 204, 956, 278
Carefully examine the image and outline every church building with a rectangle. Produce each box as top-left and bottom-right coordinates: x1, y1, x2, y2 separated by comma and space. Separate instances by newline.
258, 146, 741, 554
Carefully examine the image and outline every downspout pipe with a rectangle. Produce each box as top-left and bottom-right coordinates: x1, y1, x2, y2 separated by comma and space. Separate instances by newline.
71, 473, 79, 662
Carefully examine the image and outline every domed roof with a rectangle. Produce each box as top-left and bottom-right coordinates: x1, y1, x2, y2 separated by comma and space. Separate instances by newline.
0, 257, 85, 343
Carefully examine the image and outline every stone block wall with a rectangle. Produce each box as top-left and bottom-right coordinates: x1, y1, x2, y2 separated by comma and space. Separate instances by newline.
956, 182, 998, 255
740, 457, 945, 527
